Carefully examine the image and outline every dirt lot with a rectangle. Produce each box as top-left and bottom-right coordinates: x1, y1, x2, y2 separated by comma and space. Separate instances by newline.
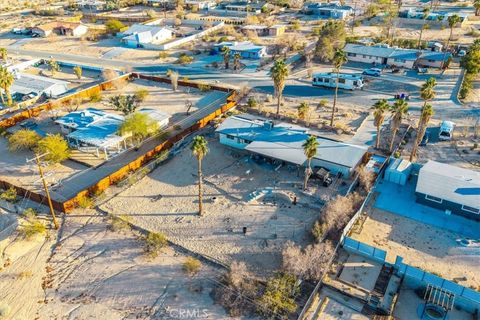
0, 208, 229, 320
101, 136, 333, 277
350, 208, 480, 290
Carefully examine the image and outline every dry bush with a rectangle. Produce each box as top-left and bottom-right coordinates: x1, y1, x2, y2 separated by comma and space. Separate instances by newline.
282, 241, 335, 281
214, 261, 258, 317
183, 257, 202, 276
102, 69, 125, 90
356, 165, 376, 192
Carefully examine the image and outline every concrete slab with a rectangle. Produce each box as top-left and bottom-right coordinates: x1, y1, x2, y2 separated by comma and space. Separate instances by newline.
339, 253, 382, 293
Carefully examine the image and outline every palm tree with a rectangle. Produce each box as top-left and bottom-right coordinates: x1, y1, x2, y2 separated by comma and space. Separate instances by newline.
0, 66, 14, 106
410, 104, 434, 161
270, 59, 289, 116
331, 49, 348, 127
389, 99, 409, 152
475, 0, 480, 16
445, 14, 461, 61
0, 48, 7, 63
417, 8, 430, 48
297, 101, 310, 120
302, 135, 318, 190
372, 99, 390, 149
191, 136, 208, 216
233, 52, 241, 71
420, 77, 437, 107
221, 46, 231, 69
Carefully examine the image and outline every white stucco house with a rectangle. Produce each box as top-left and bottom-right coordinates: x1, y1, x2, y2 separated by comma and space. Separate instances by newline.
120, 24, 173, 48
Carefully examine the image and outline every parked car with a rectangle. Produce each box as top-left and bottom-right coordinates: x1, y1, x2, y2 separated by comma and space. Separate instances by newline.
416, 66, 428, 74
439, 120, 455, 141
394, 92, 410, 100
420, 131, 429, 146
457, 50, 466, 57
362, 68, 382, 77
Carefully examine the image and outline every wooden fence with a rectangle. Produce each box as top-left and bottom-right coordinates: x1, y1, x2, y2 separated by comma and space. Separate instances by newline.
0, 74, 237, 212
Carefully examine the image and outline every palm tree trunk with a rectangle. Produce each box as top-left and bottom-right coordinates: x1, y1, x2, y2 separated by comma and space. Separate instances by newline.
375, 124, 381, 149
0, 88, 5, 105
418, 25, 424, 48
389, 128, 398, 152
198, 157, 203, 216
304, 158, 311, 190
276, 91, 281, 116
6, 88, 12, 106
410, 122, 425, 161
331, 73, 339, 127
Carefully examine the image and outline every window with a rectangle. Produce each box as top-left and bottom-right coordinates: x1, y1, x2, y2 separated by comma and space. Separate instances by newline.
348, 53, 356, 57
238, 138, 252, 144
362, 55, 367, 58
226, 134, 235, 140
338, 78, 346, 84
462, 205, 480, 214
425, 195, 443, 203
395, 59, 406, 63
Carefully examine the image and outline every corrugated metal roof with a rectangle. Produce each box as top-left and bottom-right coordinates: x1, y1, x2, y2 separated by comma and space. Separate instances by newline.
416, 160, 480, 209
386, 157, 412, 173
11, 73, 69, 96
216, 115, 367, 168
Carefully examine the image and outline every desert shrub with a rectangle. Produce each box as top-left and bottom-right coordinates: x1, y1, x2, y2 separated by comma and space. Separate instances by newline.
311, 220, 326, 242
17, 270, 33, 279
356, 165, 376, 192
0, 187, 17, 203
144, 231, 168, 257
105, 19, 125, 34
257, 272, 299, 318
158, 51, 169, 59
36, 134, 70, 163
77, 195, 93, 209
176, 53, 194, 64
90, 91, 102, 102
183, 257, 202, 276
22, 208, 38, 220
0, 303, 11, 318
247, 97, 257, 108
8, 129, 40, 152
197, 83, 211, 92
214, 261, 258, 317
21, 219, 46, 239
134, 89, 149, 102
108, 214, 131, 232
282, 241, 335, 281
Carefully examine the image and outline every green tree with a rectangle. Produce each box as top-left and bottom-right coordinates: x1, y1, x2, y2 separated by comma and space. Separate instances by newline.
48, 59, 60, 76
297, 101, 310, 120
389, 99, 409, 152
0, 48, 7, 63
257, 273, 299, 319
0, 66, 14, 106
109, 95, 139, 115
314, 21, 346, 62
330, 49, 348, 127
119, 112, 158, 146
221, 46, 231, 69
191, 136, 208, 216
73, 65, 82, 79
233, 52, 241, 71
475, 0, 480, 16
270, 59, 289, 116
410, 104, 434, 161
8, 129, 40, 151
105, 19, 125, 34
36, 134, 70, 163
372, 99, 390, 149
418, 8, 430, 48
302, 136, 318, 190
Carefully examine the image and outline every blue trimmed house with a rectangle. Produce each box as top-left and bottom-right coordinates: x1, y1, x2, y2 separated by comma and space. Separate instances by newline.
415, 161, 480, 221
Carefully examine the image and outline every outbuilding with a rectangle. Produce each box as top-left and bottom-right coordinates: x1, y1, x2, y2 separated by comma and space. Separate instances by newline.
384, 158, 412, 186
415, 160, 480, 221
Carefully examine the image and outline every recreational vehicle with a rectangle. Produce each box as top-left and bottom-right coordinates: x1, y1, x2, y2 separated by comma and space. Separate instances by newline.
438, 120, 455, 141
312, 72, 364, 90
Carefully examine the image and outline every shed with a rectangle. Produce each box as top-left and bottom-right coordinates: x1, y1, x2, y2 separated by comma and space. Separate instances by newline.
384, 158, 412, 186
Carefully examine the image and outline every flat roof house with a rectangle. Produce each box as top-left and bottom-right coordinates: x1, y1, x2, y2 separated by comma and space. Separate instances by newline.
303, 3, 353, 20
344, 43, 451, 69
216, 114, 367, 178
214, 41, 267, 59
415, 161, 480, 221
120, 24, 173, 48
32, 22, 88, 37
10, 73, 69, 100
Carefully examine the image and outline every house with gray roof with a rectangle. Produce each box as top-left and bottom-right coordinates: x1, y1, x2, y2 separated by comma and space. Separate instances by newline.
344, 43, 451, 69
216, 114, 367, 178
10, 73, 69, 102
120, 24, 173, 48
415, 161, 480, 221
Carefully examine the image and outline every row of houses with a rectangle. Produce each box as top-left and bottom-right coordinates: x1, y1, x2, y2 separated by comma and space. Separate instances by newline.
344, 43, 452, 69
31, 22, 88, 38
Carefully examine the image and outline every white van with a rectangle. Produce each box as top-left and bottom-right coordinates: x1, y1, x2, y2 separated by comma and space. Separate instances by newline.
438, 121, 455, 141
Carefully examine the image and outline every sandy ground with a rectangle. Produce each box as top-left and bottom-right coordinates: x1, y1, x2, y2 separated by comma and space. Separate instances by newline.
22, 37, 112, 58
0, 208, 230, 320
102, 137, 326, 277
351, 208, 480, 289
394, 288, 473, 320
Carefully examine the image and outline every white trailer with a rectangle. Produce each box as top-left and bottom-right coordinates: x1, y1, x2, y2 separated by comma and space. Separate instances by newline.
312, 72, 364, 90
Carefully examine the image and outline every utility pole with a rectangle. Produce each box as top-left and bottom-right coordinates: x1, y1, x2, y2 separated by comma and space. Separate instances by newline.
27, 153, 59, 229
